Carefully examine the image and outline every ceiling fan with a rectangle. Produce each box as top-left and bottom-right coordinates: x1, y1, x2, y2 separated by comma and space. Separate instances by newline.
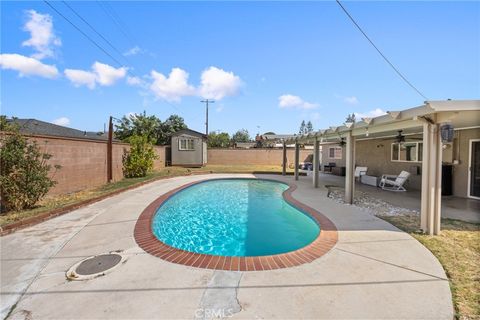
383, 130, 422, 143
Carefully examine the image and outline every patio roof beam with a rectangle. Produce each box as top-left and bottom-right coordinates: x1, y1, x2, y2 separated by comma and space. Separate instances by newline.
313, 137, 320, 188
345, 131, 355, 204
420, 117, 443, 235
294, 142, 300, 181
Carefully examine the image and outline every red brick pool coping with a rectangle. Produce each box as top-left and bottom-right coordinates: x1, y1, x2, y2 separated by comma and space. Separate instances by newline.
134, 178, 338, 271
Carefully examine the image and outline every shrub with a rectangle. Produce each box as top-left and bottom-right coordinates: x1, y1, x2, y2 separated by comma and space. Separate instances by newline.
0, 128, 60, 212
122, 135, 158, 178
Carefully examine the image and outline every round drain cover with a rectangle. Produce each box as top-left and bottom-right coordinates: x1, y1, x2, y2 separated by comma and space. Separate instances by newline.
75, 254, 122, 275
66, 253, 124, 280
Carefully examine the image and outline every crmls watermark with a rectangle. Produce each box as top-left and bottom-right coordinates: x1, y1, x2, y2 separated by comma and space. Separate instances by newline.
194, 308, 234, 318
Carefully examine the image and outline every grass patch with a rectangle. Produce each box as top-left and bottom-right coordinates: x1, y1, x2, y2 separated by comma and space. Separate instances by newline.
0, 164, 289, 228
380, 215, 480, 320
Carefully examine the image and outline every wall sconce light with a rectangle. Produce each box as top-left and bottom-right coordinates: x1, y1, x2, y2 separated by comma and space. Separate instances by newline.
440, 124, 454, 143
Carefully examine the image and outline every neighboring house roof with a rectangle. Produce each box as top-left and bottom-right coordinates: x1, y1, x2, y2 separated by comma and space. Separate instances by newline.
235, 142, 257, 148
172, 128, 207, 139
260, 134, 296, 141
6, 118, 114, 141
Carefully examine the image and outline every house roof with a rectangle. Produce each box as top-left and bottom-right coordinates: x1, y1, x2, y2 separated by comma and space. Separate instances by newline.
172, 128, 207, 139
260, 134, 296, 141
235, 142, 257, 148
6, 118, 113, 141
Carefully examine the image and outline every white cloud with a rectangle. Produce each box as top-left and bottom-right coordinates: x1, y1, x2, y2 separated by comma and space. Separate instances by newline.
126, 76, 142, 86
123, 46, 142, 56
52, 117, 70, 126
0, 53, 58, 78
64, 61, 126, 89
64, 69, 97, 89
199, 66, 242, 100
344, 96, 359, 105
149, 68, 196, 102
22, 10, 61, 59
278, 94, 318, 110
92, 62, 127, 86
354, 108, 387, 119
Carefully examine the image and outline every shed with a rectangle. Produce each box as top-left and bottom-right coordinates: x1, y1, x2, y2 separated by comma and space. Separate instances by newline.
170, 129, 207, 167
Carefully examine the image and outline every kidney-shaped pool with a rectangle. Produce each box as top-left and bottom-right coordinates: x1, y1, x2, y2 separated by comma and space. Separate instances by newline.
151, 179, 320, 256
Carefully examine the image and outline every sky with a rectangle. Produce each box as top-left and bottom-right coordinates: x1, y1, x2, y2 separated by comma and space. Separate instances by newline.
1, 1, 479, 137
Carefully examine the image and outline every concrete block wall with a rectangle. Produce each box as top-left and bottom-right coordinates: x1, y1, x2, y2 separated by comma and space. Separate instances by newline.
207, 148, 313, 167
25, 135, 165, 195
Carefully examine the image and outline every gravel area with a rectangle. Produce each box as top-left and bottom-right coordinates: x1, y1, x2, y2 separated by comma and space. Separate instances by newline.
327, 186, 419, 217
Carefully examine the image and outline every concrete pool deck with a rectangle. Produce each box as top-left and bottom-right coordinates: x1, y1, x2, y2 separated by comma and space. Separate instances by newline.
1, 174, 453, 319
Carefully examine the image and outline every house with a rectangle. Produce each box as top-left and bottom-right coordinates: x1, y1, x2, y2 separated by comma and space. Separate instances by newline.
285, 100, 480, 234
235, 142, 257, 149
170, 129, 207, 167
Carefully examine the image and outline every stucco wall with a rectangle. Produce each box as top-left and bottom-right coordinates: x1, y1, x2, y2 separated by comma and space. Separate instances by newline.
355, 138, 423, 190
207, 148, 313, 167
24, 135, 165, 195
171, 134, 204, 166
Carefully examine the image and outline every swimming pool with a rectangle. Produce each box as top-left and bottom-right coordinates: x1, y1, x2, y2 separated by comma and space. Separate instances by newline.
151, 179, 320, 257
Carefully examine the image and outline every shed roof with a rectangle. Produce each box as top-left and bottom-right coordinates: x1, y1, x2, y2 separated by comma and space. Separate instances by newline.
171, 128, 207, 139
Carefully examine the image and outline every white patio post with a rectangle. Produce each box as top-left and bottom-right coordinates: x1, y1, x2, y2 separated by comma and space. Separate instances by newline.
345, 131, 355, 204
294, 141, 300, 181
313, 137, 319, 188
420, 122, 443, 235
282, 141, 287, 176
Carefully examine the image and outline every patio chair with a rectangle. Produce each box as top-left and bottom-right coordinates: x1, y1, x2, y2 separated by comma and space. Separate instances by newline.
379, 171, 410, 192
354, 166, 368, 181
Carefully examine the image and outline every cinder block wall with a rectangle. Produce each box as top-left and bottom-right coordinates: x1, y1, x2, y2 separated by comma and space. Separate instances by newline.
207, 148, 313, 167
25, 135, 165, 195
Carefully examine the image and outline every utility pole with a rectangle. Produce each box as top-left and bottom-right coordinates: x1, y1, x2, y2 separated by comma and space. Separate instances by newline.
201, 99, 214, 138
107, 116, 113, 183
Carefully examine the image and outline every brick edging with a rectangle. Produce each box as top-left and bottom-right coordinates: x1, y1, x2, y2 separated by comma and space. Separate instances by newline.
0, 172, 192, 236
134, 178, 338, 271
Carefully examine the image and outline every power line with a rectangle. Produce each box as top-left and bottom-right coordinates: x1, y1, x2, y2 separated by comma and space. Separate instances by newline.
61, 1, 130, 66
335, 0, 428, 100
44, 1, 126, 70
96, 1, 137, 47
44, 1, 194, 119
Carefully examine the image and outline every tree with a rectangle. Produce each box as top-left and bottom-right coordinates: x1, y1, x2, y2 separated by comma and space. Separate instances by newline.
114, 112, 187, 145
122, 135, 158, 178
208, 131, 231, 148
232, 129, 250, 143
0, 118, 61, 211
115, 111, 161, 144
299, 120, 306, 135
157, 115, 187, 145
306, 121, 314, 133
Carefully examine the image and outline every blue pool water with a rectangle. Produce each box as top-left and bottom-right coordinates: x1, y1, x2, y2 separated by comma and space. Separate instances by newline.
152, 179, 320, 257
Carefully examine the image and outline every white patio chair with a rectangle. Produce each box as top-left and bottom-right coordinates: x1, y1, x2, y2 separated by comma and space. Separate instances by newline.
354, 166, 368, 181
379, 170, 410, 192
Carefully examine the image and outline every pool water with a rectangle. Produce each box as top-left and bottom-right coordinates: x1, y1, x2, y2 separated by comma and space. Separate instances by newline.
152, 179, 320, 257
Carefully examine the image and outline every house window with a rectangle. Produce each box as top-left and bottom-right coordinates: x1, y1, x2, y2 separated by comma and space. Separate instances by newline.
179, 138, 195, 151
391, 142, 423, 162
328, 147, 342, 159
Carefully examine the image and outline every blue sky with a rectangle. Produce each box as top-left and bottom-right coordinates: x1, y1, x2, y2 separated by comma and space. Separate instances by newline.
1, 1, 479, 137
